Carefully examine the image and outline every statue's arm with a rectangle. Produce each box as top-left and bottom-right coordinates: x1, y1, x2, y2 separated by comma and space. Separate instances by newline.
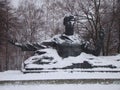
8, 39, 45, 51
81, 30, 104, 56
8, 39, 56, 51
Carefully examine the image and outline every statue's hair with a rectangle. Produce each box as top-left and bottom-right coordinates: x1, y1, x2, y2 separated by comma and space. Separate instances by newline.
63, 15, 75, 25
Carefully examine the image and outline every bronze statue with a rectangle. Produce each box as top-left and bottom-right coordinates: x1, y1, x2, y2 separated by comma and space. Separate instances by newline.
9, 15, 104, 58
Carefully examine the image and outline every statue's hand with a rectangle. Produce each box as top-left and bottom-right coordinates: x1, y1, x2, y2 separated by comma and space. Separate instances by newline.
81, 41, 89, 50
8, 39, 17, 45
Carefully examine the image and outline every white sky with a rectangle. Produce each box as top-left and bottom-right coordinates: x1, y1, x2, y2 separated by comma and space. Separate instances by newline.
10, 0, 20, 8
10, 0, 43, 8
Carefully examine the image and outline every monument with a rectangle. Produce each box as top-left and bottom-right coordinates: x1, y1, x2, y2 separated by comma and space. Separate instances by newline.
9, 15, 105, 73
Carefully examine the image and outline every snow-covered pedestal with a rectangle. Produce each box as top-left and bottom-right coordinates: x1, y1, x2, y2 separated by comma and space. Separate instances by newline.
21, 34, 120, 73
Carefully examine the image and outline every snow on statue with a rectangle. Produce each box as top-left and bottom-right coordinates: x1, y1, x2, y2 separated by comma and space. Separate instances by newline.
8, 15, 115, 73
9, 15, 104, 57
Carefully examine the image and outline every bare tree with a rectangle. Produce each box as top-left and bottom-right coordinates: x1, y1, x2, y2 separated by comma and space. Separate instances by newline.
116, 0, 120, 53
0, 0, 19, 71
16, 0, 45, 43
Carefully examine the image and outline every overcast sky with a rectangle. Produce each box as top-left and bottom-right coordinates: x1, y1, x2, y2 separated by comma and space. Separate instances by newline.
10, 0, 20, 8
10, 0, 43, 8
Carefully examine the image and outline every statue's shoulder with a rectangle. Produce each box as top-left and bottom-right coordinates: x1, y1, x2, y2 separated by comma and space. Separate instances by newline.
51, 34, 83, 45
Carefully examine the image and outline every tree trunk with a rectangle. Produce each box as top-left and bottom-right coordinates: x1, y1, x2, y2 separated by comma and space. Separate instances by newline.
106, 29, 111, 56
5, 0, 9, 70
118, 20, 120, 53
117, 0, 120, 53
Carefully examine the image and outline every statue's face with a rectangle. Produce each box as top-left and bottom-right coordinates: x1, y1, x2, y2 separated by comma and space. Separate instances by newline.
66, 17, 75, 28
69, 18, 75, 26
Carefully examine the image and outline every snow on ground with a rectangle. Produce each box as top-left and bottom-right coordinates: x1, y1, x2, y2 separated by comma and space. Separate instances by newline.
0, 84, 120, 90
0, 70, 120, 81
1, 39, 120, 90
0, 70, 120, 90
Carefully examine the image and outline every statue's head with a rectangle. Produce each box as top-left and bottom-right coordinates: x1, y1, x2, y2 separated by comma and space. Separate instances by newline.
63, 15, 75, 35
63, 15, 75, 27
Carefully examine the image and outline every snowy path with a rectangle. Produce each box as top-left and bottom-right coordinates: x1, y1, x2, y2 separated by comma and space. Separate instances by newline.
0, 84, 120, 90
0, 71, 120, 90
0, 70, 120, 85
0, 70, 120, 81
